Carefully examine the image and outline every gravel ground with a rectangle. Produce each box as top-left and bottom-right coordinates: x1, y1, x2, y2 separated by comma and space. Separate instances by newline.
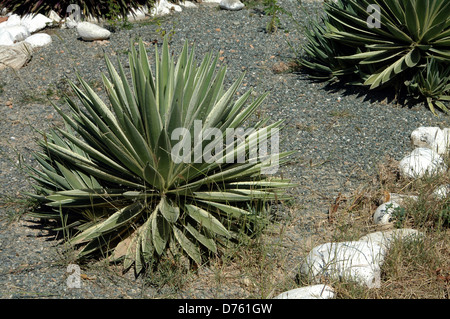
1, 0, 450, 299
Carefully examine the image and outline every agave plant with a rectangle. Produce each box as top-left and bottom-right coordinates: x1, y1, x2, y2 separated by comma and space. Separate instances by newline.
300, 0, 450, 112
406, 58, 450, 114
26, 37, 293, 274
0, 0, 153, 20
300, 3, 360, 81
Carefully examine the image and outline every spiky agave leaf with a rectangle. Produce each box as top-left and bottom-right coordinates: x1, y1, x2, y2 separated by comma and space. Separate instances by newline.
26, 37, 294, 275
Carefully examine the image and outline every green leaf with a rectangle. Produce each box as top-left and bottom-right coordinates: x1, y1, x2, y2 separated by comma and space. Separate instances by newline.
139, 216, 154, 261
159, 197, 180, 223
198, 200, 253, 219
55, 128, 134, 179
184, 222, 217, 254
173, 225, 202, 265
70, 202, 146, 245
405, 48, 421, 68
193, 191, 251, 202
122, 114, 154, 168
338, 50, 388, 60
405, 0, 420, 40
185, 204, 230, 237
151, 206, 170, 255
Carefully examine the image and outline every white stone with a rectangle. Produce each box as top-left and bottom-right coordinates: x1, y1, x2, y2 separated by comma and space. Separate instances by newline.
433, 184, 450, 199
411, 127, 450, 155
399, 148, 446, 179
0, 25, 30, 43
179, 1, 198, 8
151, 0, 182, 16
300, 240, 386, 288
373, 201, 401, 225
48, 10, 62, 23
63, 17, 79, 29
21, 13, 52, 33
77, 22, 111, 41
411, 126, 440, 149
0, 20, 5, 31
0, 42, 32, 70
219, 0, 245, 11
3, 14, 21, 27
359, 229, 424, 250
0, 29, 14, 46
24, 33, 52, 49
274, 285, 335, 299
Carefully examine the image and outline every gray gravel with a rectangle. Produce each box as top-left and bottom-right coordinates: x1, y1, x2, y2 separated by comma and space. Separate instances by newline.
1, 1, 450, 299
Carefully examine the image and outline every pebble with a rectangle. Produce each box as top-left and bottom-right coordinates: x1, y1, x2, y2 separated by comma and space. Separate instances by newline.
399, 147, 447, 179
219, 0, 245, 11
24, 33, 52, 49
373, 201, 401, 225
76, 22, 111, 41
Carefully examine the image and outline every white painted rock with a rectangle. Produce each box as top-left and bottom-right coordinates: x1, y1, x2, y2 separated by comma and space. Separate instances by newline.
432, 184, 450, 199
24, 33, 52, 49
359, 229, 424, 250
77, 22, 110, 41
63, 17, 80, 29
300, 240, 386, 288
219, 0, 245, 11
0, 25, 30, 43
274, 285, 335, 299
21, 13, 52, 33
411, 127, 450, 155
151, 0, 182, 16
373, 201, 401, 225
0, 29, 14, 46
0, 42, 32, 70
0, 18, 6, 28
179, 1, 198, 8
2, 14, 21, 27
48, 10, 62, 23
399, 148, 446, 179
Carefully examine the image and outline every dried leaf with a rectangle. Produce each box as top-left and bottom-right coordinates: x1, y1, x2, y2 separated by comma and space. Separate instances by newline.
384, 191, 391, 202
110, 231, 137, 260
328, 192, 343, 223
81, 274, 96, 280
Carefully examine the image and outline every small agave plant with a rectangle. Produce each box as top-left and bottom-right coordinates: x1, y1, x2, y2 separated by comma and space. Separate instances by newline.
301, 0, 450, 114
26, 37, 293, 274
406, 58, 450, 113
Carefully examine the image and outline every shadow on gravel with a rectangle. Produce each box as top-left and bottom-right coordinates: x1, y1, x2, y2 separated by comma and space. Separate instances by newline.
300, 75, 428, 112
24, 217, 65, 242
